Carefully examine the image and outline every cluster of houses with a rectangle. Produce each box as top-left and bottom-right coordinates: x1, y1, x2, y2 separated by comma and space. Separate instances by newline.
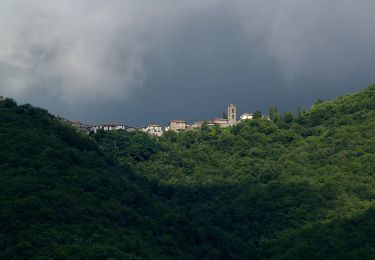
60, 104, 270, 136
0, 96, 268, 136
139, 104, 270, 136
58, 117, 137, 135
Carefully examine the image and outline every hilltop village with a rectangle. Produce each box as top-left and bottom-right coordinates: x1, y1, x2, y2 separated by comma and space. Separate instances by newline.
61, 104, 270, 136
1, 95, 269, 136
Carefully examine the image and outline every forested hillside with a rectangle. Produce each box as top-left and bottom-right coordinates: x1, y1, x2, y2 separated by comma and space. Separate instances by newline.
94, 84, 375, 259
0, 99, 204, 259
1, 84, 374, 259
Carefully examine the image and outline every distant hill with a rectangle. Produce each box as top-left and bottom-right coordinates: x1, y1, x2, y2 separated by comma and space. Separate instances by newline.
94, 84, 375, 259
0, 99, 201, 259
1, 84, 374, 259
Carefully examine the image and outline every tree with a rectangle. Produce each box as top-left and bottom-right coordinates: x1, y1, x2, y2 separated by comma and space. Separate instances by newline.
201, 121, 210, 131
253, 110, 262, 119
283, 112, 294, 124
269, 107, 281, 122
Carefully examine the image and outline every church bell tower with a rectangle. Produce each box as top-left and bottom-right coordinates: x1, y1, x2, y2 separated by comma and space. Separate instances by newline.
227, 104, 237, 126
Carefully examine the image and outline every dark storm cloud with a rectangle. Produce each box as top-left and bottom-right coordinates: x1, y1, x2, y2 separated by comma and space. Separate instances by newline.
0, 1, 374, 126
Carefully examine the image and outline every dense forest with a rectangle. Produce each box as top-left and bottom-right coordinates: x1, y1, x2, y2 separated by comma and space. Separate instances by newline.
1, 84, 374, 259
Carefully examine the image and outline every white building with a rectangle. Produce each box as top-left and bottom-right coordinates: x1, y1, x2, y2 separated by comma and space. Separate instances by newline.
239, 113, 253, 121
93, 124, 131, 133
141, 124, 163, 137
239, 113, 271, 122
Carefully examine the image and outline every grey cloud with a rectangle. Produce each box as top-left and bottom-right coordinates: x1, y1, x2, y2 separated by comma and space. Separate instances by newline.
0, 1, 147, 105
235, 0, 375, 82
0, 1, 374, 125
0, 1, 219, 105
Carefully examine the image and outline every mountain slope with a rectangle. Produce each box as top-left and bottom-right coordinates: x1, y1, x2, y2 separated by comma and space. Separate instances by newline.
0, 99, 199, 259
95, 84, 375, 259
1, 84, 374, 259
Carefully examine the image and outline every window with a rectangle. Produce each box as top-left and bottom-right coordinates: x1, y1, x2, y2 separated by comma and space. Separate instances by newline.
232, 115, 234, 119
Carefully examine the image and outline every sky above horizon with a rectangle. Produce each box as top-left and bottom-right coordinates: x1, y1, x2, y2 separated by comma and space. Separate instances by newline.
1, 1, 375, 126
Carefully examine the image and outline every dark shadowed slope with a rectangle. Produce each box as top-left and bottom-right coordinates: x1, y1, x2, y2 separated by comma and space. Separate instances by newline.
0, 99, 203, 259
1, 84, 374, 259
95, 84, 375, 259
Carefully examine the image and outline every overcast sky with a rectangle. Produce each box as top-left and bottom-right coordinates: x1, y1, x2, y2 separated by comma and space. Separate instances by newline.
1, 1, 374, 126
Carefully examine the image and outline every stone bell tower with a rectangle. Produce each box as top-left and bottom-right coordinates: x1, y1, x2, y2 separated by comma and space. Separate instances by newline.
227, 104, 237, 126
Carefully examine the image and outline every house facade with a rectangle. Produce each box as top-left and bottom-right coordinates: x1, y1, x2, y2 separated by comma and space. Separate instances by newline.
169, 120, 188, 132
191, 121, 204, 129
240, 113, 253, 121
90, 124, 133, 133
141, 124, 163, 137
212, 118, 228, 127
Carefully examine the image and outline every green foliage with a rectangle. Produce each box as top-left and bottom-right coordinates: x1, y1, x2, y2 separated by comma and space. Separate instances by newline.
1, 84, 375, 259
0, 100, 202, 259
96, 84, 375, 258
283, 111, 294, 124
92, 130, 160, 163
253, 110, 262, 119
269, 106, 281, 122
